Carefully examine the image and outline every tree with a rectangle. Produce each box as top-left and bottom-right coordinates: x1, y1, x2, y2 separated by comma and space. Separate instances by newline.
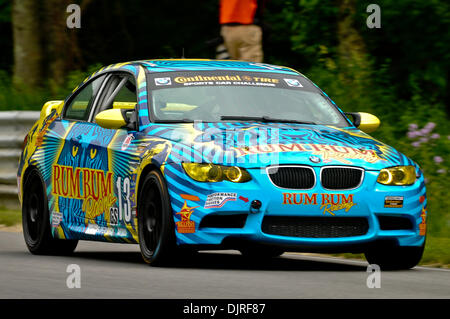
12, 0, 43, 88
42, 0, 82, 91
12, 0, 83, 91
336, 0, 370, 78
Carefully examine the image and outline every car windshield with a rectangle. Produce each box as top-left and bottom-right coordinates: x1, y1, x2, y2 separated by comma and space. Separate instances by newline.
148, 71, 349, 127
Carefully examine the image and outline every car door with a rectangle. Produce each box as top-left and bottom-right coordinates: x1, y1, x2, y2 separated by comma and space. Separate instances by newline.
87, 72, 140, 233
51, 74, 109, 229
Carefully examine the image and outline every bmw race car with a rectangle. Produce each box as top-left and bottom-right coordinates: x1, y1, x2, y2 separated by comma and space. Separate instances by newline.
18, 59, 427, 269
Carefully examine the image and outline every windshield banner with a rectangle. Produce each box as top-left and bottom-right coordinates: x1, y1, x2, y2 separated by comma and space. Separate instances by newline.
149, 71, 315, 91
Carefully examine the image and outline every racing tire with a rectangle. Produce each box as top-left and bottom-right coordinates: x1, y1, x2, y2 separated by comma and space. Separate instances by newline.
364, 243, 425, 270
137, 169, 177, 266
22, 168, 78, 255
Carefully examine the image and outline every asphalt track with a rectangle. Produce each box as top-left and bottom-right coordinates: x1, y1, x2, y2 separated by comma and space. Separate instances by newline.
0, 231, 449, 299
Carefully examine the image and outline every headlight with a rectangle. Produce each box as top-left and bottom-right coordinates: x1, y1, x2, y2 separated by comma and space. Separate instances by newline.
377, 166, 416, 186
182, 163, 251, 183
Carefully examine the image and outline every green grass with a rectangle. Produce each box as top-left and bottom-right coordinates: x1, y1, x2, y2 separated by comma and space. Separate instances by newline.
332, 236, 450, 268
420, 237, 450, 267
0, 208, 21, 227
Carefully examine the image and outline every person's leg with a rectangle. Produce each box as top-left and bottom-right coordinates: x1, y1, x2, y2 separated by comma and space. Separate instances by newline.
220, 25, 240, 60
239, 25, 263, 62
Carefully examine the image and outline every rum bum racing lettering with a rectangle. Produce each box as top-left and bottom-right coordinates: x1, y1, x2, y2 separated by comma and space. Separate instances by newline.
234, 143, 384, 164
52, 164, 116, 219
282, 193, 357, 216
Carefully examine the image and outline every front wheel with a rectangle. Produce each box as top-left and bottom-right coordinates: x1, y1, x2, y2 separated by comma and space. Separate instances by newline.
364, 243, 425, 270
137, 170, 176, 266
22, 168, 78, 255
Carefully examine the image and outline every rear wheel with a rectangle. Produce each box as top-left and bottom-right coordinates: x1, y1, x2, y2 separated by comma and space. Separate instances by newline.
22, 168, 78, 255
138, 170, 176, 266
364, 243, 425, 270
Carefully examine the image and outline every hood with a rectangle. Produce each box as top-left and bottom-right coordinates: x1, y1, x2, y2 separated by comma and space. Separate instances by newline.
145, 122, 413, 170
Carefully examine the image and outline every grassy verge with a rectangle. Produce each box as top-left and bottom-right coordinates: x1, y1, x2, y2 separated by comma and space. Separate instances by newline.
331, 236, 450, 268
420, 237, 450, 267
0, 208, 21, 227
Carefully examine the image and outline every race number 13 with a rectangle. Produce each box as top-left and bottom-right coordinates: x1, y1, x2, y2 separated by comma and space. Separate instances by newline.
116, 176, 131, 223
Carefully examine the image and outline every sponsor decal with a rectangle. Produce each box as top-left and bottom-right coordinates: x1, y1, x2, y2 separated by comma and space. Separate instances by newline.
234, 143, 384, 164
176, 201, 199, 233
102, 227, 113, 237
282, 193, 357, 216
419, 195, 425, 203
154, 77, 172, 86
180, 194, 200, 201
384, 196, 404, 208
52, 164, 116, 219
284, 78, 303, 87
109, 207, 119, 225
116, 228, 127, 237
52, 211, 63, 227
174, 74, 279, 84
171, 74, 280, 88
85, 224, 120, 237
121, 134, 134, 151
419, 206, 427, 236
85, 223, 99, 235
204, 192, 237, 209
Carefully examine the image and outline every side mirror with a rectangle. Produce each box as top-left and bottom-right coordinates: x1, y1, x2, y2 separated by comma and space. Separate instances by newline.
345, 112, 380, 133
95, 109, 136, 130
41, 100, 64, 118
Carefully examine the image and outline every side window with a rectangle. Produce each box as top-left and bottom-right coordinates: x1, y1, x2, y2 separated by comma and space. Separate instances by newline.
91, 74, 137, 120
64, 75, 106, 121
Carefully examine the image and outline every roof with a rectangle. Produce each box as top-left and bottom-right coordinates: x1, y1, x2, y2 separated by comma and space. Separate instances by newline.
134, 59, 300, 75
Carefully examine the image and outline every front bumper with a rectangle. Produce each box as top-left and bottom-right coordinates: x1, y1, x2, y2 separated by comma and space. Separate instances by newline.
164, 163, 427, 250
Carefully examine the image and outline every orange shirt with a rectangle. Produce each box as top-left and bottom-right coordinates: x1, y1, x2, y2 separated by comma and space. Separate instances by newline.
220, 0, 258, 25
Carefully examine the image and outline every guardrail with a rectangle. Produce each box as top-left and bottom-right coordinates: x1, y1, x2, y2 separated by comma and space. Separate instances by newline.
0, 111, 39, 209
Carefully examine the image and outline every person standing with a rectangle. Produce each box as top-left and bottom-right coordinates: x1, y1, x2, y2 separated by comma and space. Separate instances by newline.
219, 0, 264, 62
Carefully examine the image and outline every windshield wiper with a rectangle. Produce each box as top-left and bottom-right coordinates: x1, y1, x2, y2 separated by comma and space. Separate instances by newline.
220, 116, 316, 125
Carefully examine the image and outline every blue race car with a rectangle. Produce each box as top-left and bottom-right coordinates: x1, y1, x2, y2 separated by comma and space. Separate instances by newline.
18, 59, 427, 269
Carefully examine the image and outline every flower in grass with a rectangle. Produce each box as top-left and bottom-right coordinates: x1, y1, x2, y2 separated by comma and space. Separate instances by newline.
408, 123, 418, 131
407, 131, 419, 139
430, 133, 440, 139
424, 122, 436, 131
437, 168, 446, 174
433, 156, 443, 164
420, 127, 431, 135
412, 141, 421, 147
